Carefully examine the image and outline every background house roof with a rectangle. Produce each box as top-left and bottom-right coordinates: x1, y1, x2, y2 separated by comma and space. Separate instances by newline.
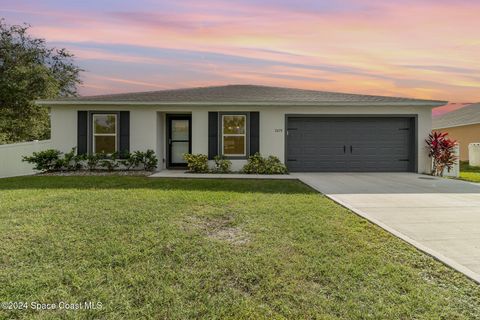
38, 84, 447, 106
433, 103, 480, 129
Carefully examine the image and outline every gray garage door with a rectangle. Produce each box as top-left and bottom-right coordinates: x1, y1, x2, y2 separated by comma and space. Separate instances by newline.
286, 117, 415, 172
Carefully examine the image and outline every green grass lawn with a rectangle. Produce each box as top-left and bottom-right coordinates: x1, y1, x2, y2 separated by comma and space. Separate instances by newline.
1, 176, 480, 319
459, 161, 480, 183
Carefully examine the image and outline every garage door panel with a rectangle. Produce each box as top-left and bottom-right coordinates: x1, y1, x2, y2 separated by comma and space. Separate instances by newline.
286, 117, 414, 172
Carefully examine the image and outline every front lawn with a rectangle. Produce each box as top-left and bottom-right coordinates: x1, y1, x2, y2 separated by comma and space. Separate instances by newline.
459, 161, 480, 182
1, 176, 479, 319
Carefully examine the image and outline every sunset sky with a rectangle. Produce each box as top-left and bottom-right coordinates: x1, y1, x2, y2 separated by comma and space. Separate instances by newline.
1, 0, 480, 103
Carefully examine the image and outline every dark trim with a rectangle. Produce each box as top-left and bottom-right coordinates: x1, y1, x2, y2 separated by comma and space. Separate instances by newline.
166, 114, 192, 169
249, 112, 260, 155
77, 111, 88, 155
119, 111, 130, 157
218, 112, 250, 160
284, 114, 418, 172
208, 112, 218, 160
413, 116, 419, 173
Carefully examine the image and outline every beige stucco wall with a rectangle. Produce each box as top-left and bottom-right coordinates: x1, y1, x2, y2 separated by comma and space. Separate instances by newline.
50, 104, 433, 173
434, 124, 480, 161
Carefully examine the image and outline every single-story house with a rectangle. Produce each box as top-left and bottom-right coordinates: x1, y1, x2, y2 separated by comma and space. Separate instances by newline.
432, 103, 480, 161
37, 85, 446, 172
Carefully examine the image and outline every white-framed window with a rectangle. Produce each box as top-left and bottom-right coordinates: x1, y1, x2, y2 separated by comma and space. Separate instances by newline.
92, 114, 117, 154
222, 114, 246, 156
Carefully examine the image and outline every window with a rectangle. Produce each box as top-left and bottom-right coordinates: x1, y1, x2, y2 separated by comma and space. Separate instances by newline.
92, 114, 117, 154
222, 115, 246, 156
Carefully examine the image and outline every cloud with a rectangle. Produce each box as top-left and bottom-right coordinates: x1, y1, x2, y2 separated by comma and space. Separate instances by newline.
402, 65, 479, 75
1, 0, 479, 101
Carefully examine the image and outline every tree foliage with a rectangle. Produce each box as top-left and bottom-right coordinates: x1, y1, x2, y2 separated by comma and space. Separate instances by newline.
426, 131, 458, 176
0, 19, 83, 144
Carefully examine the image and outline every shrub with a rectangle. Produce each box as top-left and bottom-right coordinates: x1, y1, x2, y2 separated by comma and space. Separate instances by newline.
142, 149, 158, 171
99, 159, 119, 171
264, 155, 288, 174
242, 153, 265, 174
426, 132, 458, 176
242, 153, 287, 174
86, 154, 100, 171
62, 147, 84, 171
213, 155, 232, 173
22, 149, 62, 172
132, 150, 158, 171
98, 152, 120, 172
23, 148, 159, 173
118, 152, 139, 171
183, 153, 209, 173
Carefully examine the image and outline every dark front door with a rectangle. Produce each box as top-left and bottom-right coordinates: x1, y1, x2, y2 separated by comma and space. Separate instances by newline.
286, 117, 415, 172
167, 115, 191, 168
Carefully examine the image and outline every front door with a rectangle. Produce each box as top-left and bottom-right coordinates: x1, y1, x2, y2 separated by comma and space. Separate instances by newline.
167, 115, 191, 168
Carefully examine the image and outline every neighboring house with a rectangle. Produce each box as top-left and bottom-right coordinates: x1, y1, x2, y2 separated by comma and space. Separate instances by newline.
433, 103, 480, 161
37, 85, 445, 173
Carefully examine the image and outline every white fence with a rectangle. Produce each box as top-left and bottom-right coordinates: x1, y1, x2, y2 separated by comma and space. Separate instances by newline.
0, 140, 53, 178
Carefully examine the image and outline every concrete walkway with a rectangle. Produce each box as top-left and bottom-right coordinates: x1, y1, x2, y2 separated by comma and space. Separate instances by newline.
293, 172, 480, 283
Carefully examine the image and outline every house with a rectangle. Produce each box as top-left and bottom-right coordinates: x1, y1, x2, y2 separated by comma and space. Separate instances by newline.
433, 103, 480, 161
37, 85, 446, 172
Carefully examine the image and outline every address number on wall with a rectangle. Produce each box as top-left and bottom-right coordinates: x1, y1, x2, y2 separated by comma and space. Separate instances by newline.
274, 129, 283, 133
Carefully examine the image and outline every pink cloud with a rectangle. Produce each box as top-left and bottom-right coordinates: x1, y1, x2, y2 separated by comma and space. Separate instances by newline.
2, 0, 479, 101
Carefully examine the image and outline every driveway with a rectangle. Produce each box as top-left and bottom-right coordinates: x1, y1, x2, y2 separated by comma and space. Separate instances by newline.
293, 172, 480, 283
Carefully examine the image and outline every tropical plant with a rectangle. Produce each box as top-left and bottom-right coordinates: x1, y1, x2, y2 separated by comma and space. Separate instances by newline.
426, 132, 458, 176
183, 153, 209, 173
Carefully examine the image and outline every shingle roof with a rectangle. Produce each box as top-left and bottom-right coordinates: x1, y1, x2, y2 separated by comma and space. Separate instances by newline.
38, 84, 446, 106
433, 103, 480, 129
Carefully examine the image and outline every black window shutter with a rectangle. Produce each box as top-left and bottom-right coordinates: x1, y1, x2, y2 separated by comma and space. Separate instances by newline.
119, 111, 130, 157
208, 112, 218, 159
249, 112, 260, 155
77, 111, 88, 155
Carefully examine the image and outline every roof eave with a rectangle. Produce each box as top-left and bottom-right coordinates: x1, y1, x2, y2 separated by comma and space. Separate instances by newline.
36, 100, 447, 107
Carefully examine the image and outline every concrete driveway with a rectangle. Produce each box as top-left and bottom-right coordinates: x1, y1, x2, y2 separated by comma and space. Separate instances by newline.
292, 172, 480, 283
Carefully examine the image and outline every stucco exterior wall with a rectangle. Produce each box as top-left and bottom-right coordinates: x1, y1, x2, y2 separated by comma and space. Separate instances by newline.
435, 124, 480, 161
49, 104, 433, 173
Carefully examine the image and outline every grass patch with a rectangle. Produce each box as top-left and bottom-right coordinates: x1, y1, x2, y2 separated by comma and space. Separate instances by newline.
459, 161, 480, 182
1, 176, 479, 319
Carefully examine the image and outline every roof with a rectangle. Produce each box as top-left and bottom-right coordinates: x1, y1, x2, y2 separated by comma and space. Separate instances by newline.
37, 84, 447, 106
433, 103, 480, 129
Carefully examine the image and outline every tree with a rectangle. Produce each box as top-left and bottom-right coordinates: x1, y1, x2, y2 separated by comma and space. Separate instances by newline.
0, 19, 83, 144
